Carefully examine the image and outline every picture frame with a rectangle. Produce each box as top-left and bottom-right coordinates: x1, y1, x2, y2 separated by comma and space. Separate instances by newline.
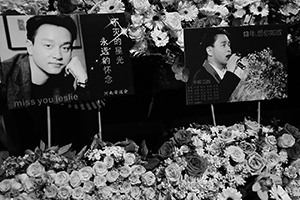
2, 14, 82, 50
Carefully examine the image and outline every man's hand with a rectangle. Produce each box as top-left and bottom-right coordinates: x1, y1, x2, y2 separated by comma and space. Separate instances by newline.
234, 67, 248, 80
65, 56, 87, 84
226, 53, 240, 73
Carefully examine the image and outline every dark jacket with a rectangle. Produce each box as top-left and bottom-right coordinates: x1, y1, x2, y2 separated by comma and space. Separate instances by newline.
192, 60, 240, 103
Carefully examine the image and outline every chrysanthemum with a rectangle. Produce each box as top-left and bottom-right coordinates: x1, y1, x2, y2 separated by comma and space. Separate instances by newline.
98, 0, 125, 13
143, 5, 164, 30
218, 187, 243, 200
215, 4, 230, 17
177, 1, 199, 22
150, 28, 169, 47
249, 1, 269, 17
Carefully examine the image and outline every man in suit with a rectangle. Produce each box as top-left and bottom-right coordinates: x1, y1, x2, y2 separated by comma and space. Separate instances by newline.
192, 28, 246, 103
0, 15, 90, 156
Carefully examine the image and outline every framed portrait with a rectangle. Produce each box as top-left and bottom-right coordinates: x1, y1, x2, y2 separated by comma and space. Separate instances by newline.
2, 14, 82, 50
184, 25, 288, 105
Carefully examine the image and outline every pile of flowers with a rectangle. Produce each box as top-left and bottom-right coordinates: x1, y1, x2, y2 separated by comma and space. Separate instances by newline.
0, 0, 299, 82
229, 47, 288, 102
1, 119, 300, 200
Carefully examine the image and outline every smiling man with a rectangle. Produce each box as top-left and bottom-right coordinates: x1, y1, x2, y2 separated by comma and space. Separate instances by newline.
0, 15, 89, 156
192, 28, 246, 103
1, 15, 87, 110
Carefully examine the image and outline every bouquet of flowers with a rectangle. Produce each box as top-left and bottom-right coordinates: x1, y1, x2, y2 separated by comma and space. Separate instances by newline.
1, 119, 300, 200
229, 47, 288, 102
0, 0, 299, 82
153, 118, 300, 200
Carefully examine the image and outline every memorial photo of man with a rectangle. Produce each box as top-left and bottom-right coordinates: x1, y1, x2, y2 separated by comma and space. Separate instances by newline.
1, 15, 88, 110
192, 28, 247, 103
0, 15, 94, 156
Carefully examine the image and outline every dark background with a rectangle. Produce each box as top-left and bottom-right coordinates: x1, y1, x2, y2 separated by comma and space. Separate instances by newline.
1, 31, 299, 155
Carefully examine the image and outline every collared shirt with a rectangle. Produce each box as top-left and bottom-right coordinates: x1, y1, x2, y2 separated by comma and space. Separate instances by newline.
209, 62, 226, 80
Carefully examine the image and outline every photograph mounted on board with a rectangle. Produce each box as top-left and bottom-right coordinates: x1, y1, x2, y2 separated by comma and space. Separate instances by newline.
184, 25, 288, 105
0, 13, 134, 111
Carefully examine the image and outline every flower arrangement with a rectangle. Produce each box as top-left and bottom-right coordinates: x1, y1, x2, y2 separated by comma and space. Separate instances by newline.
1, 119, 300, 200
229, 47, 288, 102
0, 0, 299, 82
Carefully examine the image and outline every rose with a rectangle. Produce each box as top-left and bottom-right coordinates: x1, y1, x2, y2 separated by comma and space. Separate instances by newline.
265, 135, 277, 145
287, 143, 300, 160
284, 123, 300, 139
70, 171, 82, 188
119, 181, 131, 194
165, 163, 182, 183
244, 119, 261, 132
219, 129, 236, 143
93, 161, 108, 176
131, 165, 146, 175
72, 186, 85, 200
124, 153, 136, 166
129, 186, 141, 199
103, 156, 114, 169
128, 26, 146, 41
173, 129, 192, 146
11, 178, 22, 192
158, 141, 175, 159
129, 0, 151, 13
263, 151, 281, 168
26, 161, 45, 178
22, 177, 35, 193
239, 141, 256, 155
141, 171, 156, 186
119, 165, 132, 178
278, 133, 295, 148
0, 179, 11, 193
143, 187, 156, 199
163, 12, 182, 30
291, 158, 300, 171
226, 146, 245, 163
129, 174, 141, 185
185, 153, 208, 177
44, 184, 58, 198
277, 133, 295, 148
54, 171, 70, 187
130, 14, 143, 27
100, 186, 112, 199
41, 170, 55, 185
246, 152, 266, 175
58, 185, 73, 199
93, 175, 106, 188
79, 166, 93, 181
106, 170, 119, 183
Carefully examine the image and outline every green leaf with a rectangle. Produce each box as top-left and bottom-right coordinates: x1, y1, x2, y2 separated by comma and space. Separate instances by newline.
58, 143, 72, 155
140, 140, 149, 159
76, 145, 87, 159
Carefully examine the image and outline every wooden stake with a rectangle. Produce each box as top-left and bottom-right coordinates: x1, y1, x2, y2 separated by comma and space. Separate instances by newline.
97, 101, 102, 141
257, 101, 261, 124
211, 104, 216, 126
47, 106, 51, 148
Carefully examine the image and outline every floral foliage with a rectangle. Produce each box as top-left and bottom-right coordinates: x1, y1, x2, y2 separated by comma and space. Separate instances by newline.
230, 48, 288, 102
1, 119, 300, 200
0, 0, 299, 82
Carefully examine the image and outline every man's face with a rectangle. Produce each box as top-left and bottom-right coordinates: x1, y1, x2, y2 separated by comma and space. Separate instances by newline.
208, 34, 232, 67
27, 24, 73, 74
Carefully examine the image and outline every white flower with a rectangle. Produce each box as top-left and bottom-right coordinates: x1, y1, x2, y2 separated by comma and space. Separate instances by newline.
163, 12, 182, 30
249, 1, 269, 17
233, 8, 246, 18
143, 5, 164, 30
150, 28, 169, 47
129, 0, 151, 13
98, 0, 125, 13
178, 1, 199, 22
233, 0, 258, 9
218, 187, 243, 200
